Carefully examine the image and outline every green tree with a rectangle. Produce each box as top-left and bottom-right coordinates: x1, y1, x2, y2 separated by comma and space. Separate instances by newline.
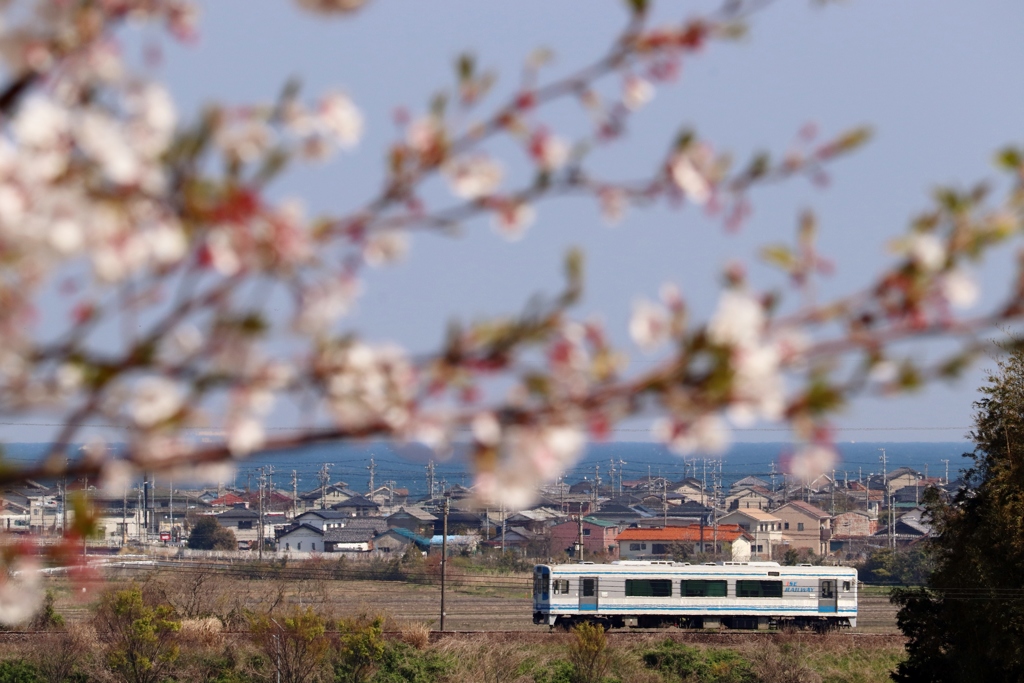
334, 615, 386, 683
94, 586, 181, 683
893, 344, 1024, 682
186, 516, 237, 551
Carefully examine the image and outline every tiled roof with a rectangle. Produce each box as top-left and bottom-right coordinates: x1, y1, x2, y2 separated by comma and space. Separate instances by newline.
379, 527, 430, 548
581, 516, 620, 528
616, 524, 751, 543
777, 500, 830, 518
325, 528, 376, 543
388, 507, 437, 522
722, 508, 781, 522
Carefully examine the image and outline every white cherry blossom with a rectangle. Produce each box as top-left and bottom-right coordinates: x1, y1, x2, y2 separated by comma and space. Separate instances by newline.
623, 75, 654, 110
707, 290, 765, 349
629, 299, 670, 352
940, 268, 979, 309
317, 91, 363, 148
444, 155, 503, 199
130, 377, 184, 428
907, 233, 946, 272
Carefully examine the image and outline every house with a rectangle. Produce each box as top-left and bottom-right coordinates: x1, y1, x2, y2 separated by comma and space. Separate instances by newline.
668, 478, 708, 504
373, 528, 430, 555
386, 507, 437, 536
208, 493, 247, 508
585, 503, 646, 525
718, 509, 783, 560
369, 485, 409, 509
211, 506, 262, 544
615, 525, 752, 561
294, 509, 351, 531
725, 487, 773, 512
330, 494, 381, 517
0, 500, 30, 532
730, 475, 770, 491
299, 482, 353, 510
504, 508, 563, 533
773, 500, 832, 555
336, 517, 388, 536
324, 527, 377, 553
277, 523, 327, 553
884, 467, 923, 494
435, 510, 498, 536
483, 526, 542, 551
831, 510, 877, 538
549, 517, 620, 559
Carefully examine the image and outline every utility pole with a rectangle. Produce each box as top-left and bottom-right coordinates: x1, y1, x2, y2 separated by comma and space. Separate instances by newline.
317, 463, 330, 510
291, 470, 298, 520
258, 468, 266, 561
367, 457, 376, 496
617, 459, 627, 496
712, 468, 719, 558
500, 500, 506, 553
440, 497, 449, 632
426, 460, 436, 500
662, 478, 668, 527
701, 459, 707, 507
880, 449, 893, 551
576, 514, 584, 561
770, 461, 777, 493
941, 459, 950, 485
169, 478, 174, 542
122, 485, 128, 547
830, 469, 836, 516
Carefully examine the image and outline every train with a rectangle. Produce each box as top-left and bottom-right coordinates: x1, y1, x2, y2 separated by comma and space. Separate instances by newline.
532, 560, 857, 631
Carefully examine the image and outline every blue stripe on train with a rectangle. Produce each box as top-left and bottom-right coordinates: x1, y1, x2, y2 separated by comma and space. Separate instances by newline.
545, 606, 856, 614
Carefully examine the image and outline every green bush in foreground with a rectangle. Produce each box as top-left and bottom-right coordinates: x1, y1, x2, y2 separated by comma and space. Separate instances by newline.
641, 640, 754, 683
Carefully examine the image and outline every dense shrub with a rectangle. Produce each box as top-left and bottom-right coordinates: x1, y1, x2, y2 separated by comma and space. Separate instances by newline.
567, 622, 612, 683
641, 640, 753, 683
186, 517, 237, 551
0, 660, 40, 683
373, 641, 454, 683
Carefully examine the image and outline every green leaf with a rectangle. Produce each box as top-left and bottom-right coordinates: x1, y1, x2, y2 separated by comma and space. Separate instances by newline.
995, 146, 1022, 171
760, 244, 796, 270
831, 126, 872, 154
456, 53, 475, 82
624, 0, 649, 16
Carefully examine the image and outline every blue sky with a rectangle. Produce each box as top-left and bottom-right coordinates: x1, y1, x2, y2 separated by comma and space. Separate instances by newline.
91, 1, 1024, 444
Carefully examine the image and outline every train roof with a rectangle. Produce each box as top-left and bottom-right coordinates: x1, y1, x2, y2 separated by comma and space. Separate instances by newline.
536, 561, 857, 576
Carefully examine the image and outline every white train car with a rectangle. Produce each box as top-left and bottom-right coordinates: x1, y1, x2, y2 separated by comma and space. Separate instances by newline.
532, 560, 857, 630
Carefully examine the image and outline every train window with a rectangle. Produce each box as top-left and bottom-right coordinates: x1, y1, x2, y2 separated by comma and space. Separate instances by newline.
820, 581, 834, 598
843, 581, 851, 592
625, 579, 673, 597
680, 580, 727, 597
581, 578, 597, 597
553, 579, 570, 595
534, 572, 550, 596
737, 580, 783, 598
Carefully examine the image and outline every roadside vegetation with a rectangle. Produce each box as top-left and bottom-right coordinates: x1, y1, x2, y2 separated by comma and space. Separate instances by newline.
0, 580, 904, 683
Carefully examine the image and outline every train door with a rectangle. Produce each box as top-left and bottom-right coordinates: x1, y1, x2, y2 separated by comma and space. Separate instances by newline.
579, 577, 599, 611
818, 579, 837, 613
